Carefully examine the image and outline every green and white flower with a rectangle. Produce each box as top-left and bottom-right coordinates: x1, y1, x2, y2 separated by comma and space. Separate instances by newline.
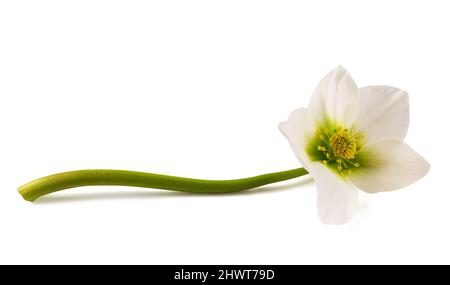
279, 66, 429, 225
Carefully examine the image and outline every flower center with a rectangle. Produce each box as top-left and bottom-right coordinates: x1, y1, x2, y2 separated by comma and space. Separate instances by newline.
307, 124, 363, 176
329, 130, 357, 160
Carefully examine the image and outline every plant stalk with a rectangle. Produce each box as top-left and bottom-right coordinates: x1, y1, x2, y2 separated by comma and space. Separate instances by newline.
18, 168, 309, 202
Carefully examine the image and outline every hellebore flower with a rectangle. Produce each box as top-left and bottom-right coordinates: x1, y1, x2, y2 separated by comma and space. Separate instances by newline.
279, 66, 429, 224
18, 65, 429, 226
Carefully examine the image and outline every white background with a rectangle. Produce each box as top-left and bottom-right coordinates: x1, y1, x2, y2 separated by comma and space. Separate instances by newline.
0, 0, 448, 264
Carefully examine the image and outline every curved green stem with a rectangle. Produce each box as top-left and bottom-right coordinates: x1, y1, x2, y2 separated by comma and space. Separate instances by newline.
18, 168, 309, 202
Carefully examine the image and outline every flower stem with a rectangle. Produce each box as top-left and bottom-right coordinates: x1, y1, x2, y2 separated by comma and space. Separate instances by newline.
18, 168, 309, 202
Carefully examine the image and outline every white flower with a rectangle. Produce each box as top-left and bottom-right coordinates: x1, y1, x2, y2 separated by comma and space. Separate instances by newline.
279, 66, 430, 225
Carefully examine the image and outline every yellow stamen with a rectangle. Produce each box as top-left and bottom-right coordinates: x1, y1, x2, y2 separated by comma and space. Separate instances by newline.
309, 123, 364, 176
329, 130, 357, 160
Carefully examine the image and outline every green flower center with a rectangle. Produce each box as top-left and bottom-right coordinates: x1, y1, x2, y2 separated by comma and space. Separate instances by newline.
306, 122, 364, 176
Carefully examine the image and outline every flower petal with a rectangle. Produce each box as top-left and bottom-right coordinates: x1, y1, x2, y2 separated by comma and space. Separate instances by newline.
308, 162, 359, 225
307, 66, 359, 128
350, 140, 430, 193
279, 108, 311, 166
356, 86, 409, 144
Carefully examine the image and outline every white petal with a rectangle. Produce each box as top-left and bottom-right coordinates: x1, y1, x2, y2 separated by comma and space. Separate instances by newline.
356, 86, 409, 144
307, 66, 359, 128
279, 108, 311, 167
308, 162, 359, 225
350, 140, 430, 193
